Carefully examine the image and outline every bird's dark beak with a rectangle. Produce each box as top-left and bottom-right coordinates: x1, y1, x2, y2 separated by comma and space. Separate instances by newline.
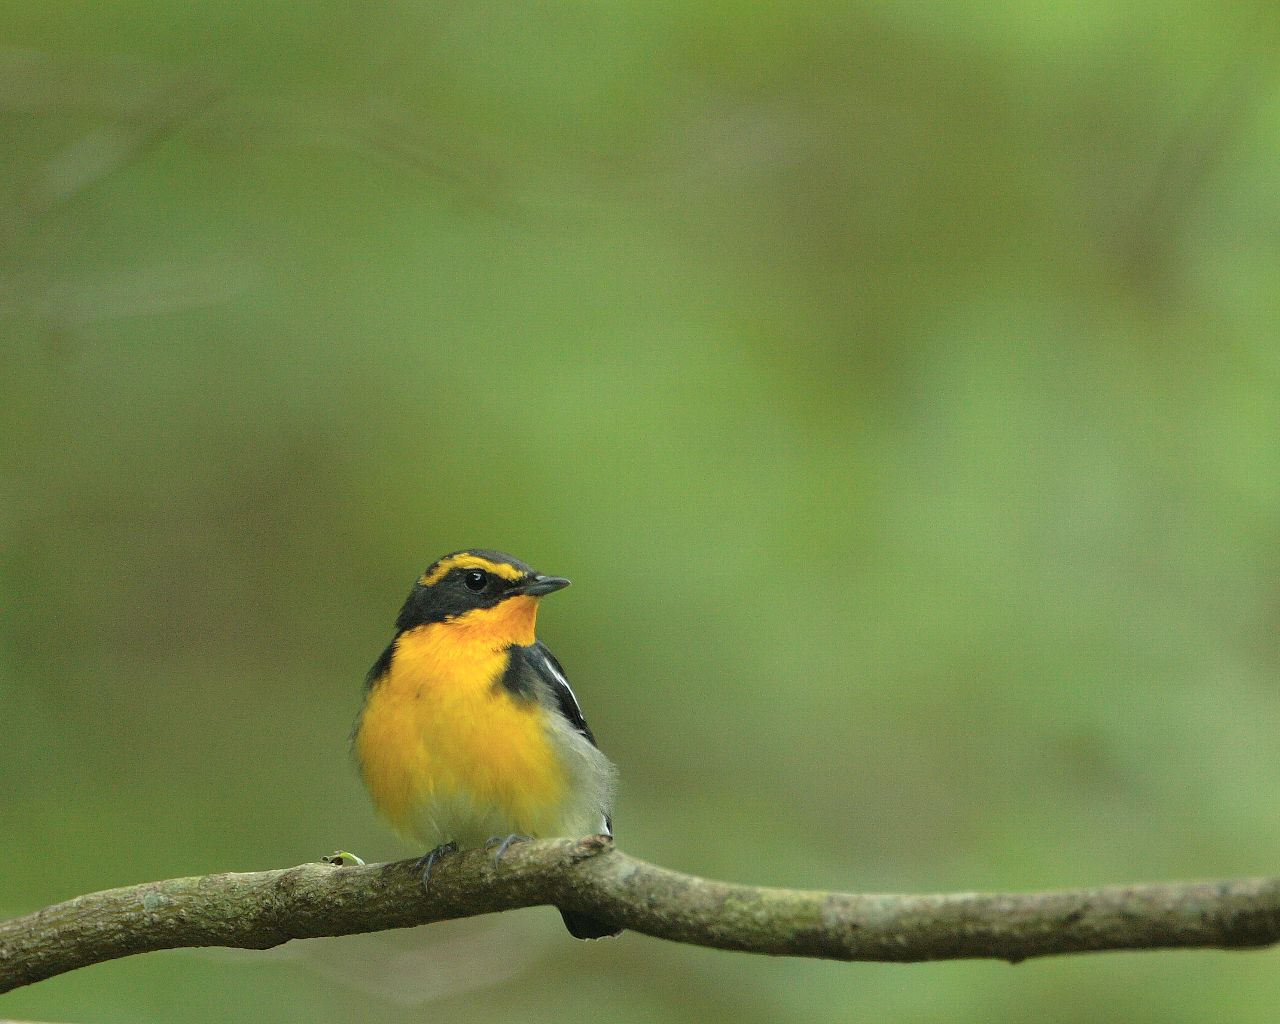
514, 574, 571, 597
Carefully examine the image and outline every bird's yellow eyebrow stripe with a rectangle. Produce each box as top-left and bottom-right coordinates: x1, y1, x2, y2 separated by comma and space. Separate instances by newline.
419, 553, 526, 587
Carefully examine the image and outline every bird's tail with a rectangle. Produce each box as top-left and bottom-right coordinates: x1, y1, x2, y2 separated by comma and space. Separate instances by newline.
559, 820, 621, 938
559, 908, 622, 940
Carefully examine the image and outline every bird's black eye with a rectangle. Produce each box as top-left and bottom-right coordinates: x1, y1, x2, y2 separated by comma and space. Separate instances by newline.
463, 570, 488, 592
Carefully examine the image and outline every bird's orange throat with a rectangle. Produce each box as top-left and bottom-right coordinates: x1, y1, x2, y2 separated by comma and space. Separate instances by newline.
371, 595, 542, 713
438, 594, 541, 649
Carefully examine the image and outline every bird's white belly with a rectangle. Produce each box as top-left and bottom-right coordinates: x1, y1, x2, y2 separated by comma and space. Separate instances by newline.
408, 717, 615, 850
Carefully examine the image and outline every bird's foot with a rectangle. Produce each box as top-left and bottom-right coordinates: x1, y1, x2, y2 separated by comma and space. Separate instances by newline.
484, 833, 532, 862
414, 841, 458, 888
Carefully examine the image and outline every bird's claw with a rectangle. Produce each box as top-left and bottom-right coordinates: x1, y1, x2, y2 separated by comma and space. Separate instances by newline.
484, 833, 532, 863
415, 841, 458, 888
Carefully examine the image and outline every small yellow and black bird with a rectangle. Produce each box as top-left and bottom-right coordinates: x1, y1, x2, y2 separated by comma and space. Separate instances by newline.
353, 549, 619, 939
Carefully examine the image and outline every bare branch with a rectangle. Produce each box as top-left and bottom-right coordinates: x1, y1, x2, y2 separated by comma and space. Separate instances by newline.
3, 837, 1278, 993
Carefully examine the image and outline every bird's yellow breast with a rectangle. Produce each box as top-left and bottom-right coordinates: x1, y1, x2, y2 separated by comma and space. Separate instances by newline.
354, 599, 568, 840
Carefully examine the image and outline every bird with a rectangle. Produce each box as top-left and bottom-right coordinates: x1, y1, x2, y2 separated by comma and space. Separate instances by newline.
353, 549, 620, 939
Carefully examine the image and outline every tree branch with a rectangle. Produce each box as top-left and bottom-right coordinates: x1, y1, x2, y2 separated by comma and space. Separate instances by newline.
3, 836, 1278, 992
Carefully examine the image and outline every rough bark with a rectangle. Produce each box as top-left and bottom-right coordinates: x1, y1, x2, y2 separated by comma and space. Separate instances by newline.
3, 837, 1278, 993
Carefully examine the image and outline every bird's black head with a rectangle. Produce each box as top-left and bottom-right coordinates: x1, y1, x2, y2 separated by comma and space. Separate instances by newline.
394, 549, 570, 631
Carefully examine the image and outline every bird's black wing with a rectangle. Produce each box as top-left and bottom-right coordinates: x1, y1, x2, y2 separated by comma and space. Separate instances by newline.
520, 641, 599, 747
527, 641, 614, 837
515, 641, 622, 937
364, 639, 396, 691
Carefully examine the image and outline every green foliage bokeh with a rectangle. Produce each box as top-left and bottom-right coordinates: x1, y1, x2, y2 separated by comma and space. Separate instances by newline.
4, 3, 1280, 1021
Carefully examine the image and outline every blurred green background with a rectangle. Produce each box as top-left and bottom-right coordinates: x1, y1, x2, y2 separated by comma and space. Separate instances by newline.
3, 2, 1280, 1021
